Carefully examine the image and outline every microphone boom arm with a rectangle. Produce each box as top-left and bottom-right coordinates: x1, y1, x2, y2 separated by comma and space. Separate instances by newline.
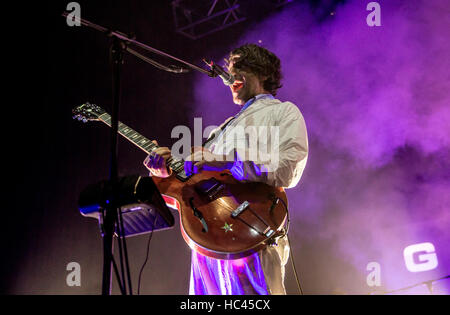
61, 11, 210, 76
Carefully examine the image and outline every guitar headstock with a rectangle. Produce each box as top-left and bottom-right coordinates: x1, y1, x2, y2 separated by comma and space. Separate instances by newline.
72, 102, 106, 123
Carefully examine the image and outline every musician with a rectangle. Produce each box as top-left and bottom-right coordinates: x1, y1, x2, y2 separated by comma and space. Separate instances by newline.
144, 44, 308, 294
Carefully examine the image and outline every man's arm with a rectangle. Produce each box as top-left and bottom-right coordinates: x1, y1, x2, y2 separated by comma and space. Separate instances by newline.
229, 113, 308, 188
186, 103, 308, 188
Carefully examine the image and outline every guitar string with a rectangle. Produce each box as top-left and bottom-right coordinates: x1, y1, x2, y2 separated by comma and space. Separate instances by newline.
100, 114, 277, 236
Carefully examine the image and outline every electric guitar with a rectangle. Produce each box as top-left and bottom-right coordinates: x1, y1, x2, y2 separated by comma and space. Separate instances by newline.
73, 102, 288, 260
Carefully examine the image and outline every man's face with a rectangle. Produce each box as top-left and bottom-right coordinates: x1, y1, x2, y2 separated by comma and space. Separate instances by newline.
227, 55, 265, 105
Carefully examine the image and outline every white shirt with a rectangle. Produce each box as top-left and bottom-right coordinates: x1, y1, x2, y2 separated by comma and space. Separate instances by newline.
190, 95, 308, 295
205, 95, 308, 188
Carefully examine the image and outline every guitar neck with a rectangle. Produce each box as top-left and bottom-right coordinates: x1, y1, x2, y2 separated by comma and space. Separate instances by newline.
98, 113, 184, 173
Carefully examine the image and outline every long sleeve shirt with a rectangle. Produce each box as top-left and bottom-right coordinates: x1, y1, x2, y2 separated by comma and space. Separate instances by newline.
205, 94, 308, 188
189, 95, 308, 295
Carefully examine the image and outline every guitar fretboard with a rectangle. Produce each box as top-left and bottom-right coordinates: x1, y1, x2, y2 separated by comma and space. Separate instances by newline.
99, 113, 185, 173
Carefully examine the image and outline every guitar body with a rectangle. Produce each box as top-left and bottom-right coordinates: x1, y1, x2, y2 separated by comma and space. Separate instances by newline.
72, 102, 288, 260
153, 170, 288, 260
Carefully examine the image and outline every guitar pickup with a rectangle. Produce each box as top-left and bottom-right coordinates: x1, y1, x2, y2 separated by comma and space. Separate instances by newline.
195, 178, 225, 200
231, 201, 249, 218
175, 169, 193, 182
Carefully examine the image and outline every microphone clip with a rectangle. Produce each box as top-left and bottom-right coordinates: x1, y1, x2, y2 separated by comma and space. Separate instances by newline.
202, 59, 220, 77
202, 58, 235, 86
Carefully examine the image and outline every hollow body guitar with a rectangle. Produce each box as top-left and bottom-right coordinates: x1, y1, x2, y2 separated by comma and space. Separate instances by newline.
73, 103, 288, 260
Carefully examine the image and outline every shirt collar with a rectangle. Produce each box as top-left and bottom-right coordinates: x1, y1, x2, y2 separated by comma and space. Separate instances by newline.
239, 93, 274, 113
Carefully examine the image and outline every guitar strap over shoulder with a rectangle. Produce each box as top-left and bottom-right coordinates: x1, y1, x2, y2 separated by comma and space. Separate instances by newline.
202, 116, 236, 147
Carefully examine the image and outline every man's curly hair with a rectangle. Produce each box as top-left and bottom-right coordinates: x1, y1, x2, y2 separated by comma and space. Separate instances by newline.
227, 44, 282, 96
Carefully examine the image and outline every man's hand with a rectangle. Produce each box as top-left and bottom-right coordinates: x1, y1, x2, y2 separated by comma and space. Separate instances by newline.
143, 140, 172, 178
184, 147, 233, 176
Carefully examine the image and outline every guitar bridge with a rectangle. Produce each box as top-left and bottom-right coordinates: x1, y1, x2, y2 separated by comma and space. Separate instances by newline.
231, 201, 249, 218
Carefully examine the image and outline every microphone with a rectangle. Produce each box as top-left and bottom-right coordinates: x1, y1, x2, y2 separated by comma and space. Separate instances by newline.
203, 59, 235, 86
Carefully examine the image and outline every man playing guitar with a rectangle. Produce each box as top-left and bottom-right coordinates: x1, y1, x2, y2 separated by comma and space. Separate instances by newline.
144, 44, 308, 295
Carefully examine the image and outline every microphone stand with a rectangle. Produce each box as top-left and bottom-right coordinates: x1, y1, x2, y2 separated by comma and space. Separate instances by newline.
102, 35, 124, 295
62, 12, 217, 295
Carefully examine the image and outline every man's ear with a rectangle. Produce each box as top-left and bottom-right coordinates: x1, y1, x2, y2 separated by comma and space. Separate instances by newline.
258, 75, 269, 91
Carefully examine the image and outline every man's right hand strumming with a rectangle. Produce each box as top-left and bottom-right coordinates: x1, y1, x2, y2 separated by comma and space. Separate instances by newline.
143, 140, 172, 178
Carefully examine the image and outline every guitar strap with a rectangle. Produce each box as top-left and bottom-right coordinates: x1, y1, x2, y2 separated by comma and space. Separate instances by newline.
202, 94, 272, 147
201, 116, 236, 147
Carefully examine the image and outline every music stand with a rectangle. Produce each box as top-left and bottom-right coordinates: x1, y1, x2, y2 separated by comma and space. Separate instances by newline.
78, 175, 175, 294
78, 175, 175, 236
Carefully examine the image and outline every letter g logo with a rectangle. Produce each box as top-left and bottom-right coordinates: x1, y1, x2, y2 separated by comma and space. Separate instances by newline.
403, 242, 438, 273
